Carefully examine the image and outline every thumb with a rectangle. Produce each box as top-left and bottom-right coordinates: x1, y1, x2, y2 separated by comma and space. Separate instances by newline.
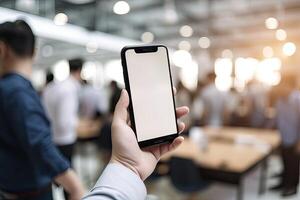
113, 89, 129, 121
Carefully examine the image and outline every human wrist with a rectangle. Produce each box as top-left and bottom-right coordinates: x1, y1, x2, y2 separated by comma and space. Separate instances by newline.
57, 169, 84, 195
110, 156, 142, 180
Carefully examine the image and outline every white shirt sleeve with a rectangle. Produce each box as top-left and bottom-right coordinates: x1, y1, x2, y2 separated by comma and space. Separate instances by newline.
83, 163, 147, 200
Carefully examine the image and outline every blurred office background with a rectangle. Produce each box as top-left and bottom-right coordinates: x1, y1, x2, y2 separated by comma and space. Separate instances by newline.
1, 0, 300, 199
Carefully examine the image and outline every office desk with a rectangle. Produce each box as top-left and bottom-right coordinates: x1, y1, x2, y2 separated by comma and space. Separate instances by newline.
77, 118, 102, 141
161, 127, 280, 200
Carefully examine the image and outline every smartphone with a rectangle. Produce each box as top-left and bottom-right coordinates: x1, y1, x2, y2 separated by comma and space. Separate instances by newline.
121, 45, 178, 147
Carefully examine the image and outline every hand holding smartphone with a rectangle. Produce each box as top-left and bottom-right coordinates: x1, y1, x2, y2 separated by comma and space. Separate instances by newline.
121, 45, 178, 147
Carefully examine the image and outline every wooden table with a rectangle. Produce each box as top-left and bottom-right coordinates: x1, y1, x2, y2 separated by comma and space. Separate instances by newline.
77, 118, 102, 141
161, 127, 281, 200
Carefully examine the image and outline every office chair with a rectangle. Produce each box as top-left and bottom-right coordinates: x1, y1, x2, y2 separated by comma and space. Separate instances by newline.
169, 157, 209, 200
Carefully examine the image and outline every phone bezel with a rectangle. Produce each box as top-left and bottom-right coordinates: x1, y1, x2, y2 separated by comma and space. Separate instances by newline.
121, 44, 179, 148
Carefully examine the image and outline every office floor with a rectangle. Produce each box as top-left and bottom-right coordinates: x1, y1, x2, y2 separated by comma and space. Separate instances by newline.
53, 142, 300, 200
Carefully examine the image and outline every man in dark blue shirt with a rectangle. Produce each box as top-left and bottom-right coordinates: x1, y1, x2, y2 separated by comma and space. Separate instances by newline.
0, 20, 84, 199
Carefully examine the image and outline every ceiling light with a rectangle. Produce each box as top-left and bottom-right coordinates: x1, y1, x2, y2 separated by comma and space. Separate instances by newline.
53, 60, 70, 81
276, 29, 287, 41
282, 42, 296, 56
172, 50, 192, 67
179, 25, 193, 37
178, 40, 191, 51
164, 0, 178, 24
105, 59, 124, 84
86, 42, 98, 53
235, 57, 258, 83
54, 13, 68, 26
31, 70, 45, 89
215, 76, 232, 92
81, 61, 97, 80
198, 37, 210, 49
262, 46, 273, 58
256, 58, 282, 86
222, 49, 233, 58
214, 58, 233, 77
265, 17, 278, 29
113, 1, 130, 15
164, 7, 178, 24
180, 60, 198, 91
141, 32, 154, 43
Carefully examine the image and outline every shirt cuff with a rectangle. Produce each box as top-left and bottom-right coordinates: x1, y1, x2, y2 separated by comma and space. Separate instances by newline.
43, 143, 70, 178
91, 163, 147, 200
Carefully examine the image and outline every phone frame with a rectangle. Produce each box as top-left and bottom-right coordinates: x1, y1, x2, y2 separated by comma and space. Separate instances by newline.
121, 44, 179, 148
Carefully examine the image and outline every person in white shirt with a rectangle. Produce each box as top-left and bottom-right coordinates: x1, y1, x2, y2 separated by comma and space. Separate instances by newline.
43, 58, 83, 199
43, 58, 82, 161
84, 89, 189, 200
79, 80, 108, 119
201, 73, 228, 127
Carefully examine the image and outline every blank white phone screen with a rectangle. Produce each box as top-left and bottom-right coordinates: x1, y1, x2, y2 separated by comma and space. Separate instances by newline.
125, 47, 177, 142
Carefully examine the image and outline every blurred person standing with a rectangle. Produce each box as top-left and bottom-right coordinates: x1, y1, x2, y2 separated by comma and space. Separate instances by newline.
79, 79, 107, 119
0, 20, 84, 200
43, 58, 83, 199
201, 72, 228, 127
228, 88, 252, 127
43, 58, 83, 164
247, 80, 268, 128
191, 81, 206, 126
272, 74, 300, 197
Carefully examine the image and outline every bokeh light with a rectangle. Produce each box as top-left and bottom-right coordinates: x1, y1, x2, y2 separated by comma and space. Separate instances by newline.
198, 37, 210, 49
53, 60, 70, 81
222, 49, 233, 58
215, 76, 233, 91
172, 50, 192, 68
104, 59, 124, 84
81, 62, 97, 80
256, 58, 281, 86
178, 40, 191, 51
180, 60, 198, 91
54, 13, 68, 25
141, 32, 154, 43
276, 29, 287, 41
179, 25, 193, 37
282, 42, 296, 56
86, 42, 98, 53
113, 1, 130, 15
265, 17, 278, 29
214, 58, 233, 77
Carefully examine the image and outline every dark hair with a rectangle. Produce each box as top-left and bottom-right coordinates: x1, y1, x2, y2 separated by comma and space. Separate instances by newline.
69, 58, 83, 72
0, 19, 35, 57
46, 71, 54, 84
81, 79, 88, 85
